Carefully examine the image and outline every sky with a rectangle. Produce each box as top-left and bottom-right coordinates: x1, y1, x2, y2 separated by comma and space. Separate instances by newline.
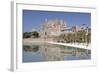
23, 10, 91, 32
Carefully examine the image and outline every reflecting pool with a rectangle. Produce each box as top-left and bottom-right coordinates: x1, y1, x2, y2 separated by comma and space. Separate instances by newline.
23, 43, 91, 62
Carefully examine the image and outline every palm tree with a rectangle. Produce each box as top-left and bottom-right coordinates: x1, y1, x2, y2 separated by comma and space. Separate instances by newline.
82, 24, 86, 44
86, 27, 89, 45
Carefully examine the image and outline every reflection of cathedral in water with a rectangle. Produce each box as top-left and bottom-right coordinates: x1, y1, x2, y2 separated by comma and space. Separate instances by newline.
23, 44, 90, 61
39, 44, 90, 61
40, 45, 63, 61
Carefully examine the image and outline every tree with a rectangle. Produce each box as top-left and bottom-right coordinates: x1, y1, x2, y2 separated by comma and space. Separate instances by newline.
87, 32, 91, 44
23, 32, 31, 38
31, 31, 39, 38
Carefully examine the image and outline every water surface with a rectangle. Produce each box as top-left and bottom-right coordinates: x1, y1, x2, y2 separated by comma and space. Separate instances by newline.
23, 43, 91, 62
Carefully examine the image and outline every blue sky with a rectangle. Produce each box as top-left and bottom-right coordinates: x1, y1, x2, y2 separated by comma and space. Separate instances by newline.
23, 10, 91, 32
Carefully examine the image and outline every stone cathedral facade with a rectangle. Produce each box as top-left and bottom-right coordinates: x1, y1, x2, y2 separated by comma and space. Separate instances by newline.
41, 19, 67, 38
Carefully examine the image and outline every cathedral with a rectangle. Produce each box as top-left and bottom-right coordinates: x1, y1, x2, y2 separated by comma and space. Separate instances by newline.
41, 19, 67, 38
